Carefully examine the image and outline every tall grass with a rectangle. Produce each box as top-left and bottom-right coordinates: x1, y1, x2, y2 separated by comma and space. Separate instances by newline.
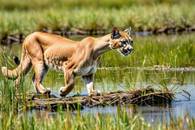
0, 1, 195, 129
1, 0, 194, 11
0, 75, 194, 130
101, 34, 195, 67
0, 2, 195, 36
1, 87, 195, 130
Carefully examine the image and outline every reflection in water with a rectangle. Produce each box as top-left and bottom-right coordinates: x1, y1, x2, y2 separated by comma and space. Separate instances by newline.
80, 84, 195, 124
24, 84, 195, 125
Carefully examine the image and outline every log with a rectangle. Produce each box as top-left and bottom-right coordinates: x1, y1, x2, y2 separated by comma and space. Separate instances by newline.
22, 87, 174, 111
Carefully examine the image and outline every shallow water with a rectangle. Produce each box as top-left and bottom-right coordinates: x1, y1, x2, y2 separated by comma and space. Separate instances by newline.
25, 77, 195, 125
25, 68, 195, 125
80, 83, 195, 124
1, 34, 195, 125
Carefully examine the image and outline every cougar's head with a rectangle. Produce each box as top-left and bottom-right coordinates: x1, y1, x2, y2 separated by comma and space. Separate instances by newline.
109, 27, 134, 56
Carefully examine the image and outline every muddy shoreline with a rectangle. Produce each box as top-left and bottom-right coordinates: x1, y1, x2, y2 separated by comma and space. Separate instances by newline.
1, 25, 195, 45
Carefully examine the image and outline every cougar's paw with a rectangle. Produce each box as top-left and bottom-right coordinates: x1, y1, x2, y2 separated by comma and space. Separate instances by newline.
44, 88, 51, 95
37, 88, 51, 95
1, 67, 7, 76
59, 87, 66, 97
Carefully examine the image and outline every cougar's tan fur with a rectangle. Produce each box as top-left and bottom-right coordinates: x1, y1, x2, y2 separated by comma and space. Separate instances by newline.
1, 28, 133, 96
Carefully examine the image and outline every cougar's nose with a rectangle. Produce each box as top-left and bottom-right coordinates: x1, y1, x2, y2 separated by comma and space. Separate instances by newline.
127, 47, 133, 52
126, 46, 133, 52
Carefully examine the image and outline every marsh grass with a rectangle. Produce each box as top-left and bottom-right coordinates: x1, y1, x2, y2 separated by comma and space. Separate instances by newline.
1, 92, 195, 130
0, 1, 195, 36
101, 34, 195, 67
1, 0, 194, 11
0, 1, 195, 129
0, 67, 194, 129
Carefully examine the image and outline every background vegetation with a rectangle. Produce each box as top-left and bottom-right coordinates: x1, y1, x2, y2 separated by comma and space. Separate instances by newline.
102, 34, 195, 67
0, 0, 195, 36
0, 0, 195, 130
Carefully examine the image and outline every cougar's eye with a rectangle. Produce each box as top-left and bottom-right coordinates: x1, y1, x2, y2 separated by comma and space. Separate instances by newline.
120, 40, 127, 47
131, 40, 133, 45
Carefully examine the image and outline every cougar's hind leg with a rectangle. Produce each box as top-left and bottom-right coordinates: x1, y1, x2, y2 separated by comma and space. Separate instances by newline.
25, 38, 50, 94
32, 62, 50, 94
15, 56, 32, 89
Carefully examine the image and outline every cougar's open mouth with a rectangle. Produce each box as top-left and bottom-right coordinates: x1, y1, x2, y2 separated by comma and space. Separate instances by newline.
119, 47, 133, 56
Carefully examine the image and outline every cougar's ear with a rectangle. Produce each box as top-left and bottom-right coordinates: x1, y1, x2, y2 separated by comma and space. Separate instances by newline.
111, 27, 120, 39
124, 27, 131, 36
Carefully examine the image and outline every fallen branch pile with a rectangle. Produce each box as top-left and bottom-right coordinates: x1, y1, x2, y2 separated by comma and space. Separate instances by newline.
24, 87, 174, 111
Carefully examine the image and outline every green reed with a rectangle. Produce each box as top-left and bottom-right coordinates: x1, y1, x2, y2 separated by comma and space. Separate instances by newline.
1, 95, 195, 130
0, 64, 194, 130
0, 1, 195, 36
101, 34, 195, 67
0, 0, 194, 11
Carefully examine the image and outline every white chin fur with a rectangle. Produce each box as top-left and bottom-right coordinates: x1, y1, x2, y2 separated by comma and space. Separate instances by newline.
117, 49, 126, 56
117, 48, 131, 56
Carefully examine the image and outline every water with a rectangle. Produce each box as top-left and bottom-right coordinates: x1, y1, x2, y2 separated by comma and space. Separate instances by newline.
80, 83, 195, 124
25, 81, 195, 125
25, 68, 195, 125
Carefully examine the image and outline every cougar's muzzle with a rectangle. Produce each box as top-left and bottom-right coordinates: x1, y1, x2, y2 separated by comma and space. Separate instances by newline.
119, 40, 133, 56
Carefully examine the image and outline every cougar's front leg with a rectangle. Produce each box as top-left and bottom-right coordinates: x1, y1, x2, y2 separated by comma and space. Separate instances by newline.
59, 70, 75, 97
82, 74, 99, 96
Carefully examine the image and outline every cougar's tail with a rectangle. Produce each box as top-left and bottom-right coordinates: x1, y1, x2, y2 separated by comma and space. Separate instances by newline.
1, 46, 31, 80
